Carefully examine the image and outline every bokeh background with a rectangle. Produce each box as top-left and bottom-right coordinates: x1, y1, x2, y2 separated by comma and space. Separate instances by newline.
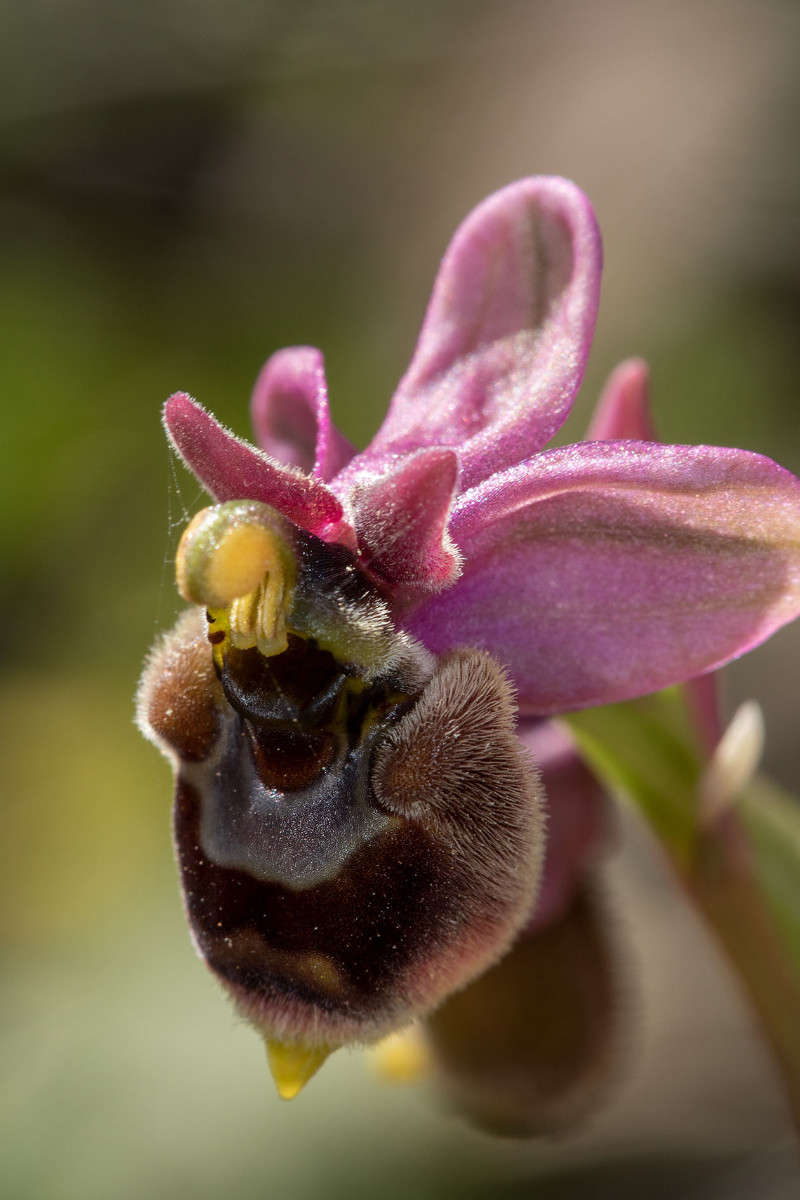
2, 0, 799, 1196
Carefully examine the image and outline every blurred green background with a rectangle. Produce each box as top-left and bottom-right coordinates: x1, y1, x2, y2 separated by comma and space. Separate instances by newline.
2, 1, 800, 1196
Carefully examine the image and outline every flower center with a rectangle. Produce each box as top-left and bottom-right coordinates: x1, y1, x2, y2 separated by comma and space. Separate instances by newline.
176, 501, 297, 661
175, 498, 430, 687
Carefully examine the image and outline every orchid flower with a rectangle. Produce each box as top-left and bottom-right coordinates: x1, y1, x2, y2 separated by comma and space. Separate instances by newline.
137, 177, 800, 1127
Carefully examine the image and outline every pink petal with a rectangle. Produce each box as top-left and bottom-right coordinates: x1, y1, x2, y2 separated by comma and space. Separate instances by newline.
404, 441, 800, 714
163, 393, 356, 548
586, 361, 725, 751
250, 346, 356, 481
350, 447, 462, 593
519, 720, 610, 932
351, 177, 601, 491
585, 357, 657, 442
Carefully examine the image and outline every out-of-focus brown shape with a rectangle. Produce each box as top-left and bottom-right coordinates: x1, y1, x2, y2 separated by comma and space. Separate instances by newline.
425, 883, 618, 1137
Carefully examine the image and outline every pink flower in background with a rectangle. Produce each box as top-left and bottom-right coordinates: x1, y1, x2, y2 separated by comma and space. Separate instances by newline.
139, 177, 800, 1126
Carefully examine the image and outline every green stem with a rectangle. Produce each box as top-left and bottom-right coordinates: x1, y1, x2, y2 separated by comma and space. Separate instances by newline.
683, 815, 800, 1132
565, 697, 800, 1133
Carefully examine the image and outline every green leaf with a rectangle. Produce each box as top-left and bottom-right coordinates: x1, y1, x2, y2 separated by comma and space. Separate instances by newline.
563, 688, 704, 863
564, 687, 800, 1129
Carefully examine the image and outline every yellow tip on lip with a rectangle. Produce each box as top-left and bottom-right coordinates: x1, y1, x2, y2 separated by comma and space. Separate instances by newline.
265, 1039, 334, 1101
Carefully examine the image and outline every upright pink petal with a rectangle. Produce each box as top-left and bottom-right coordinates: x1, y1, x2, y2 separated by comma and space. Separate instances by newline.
163, 393, 356, 548
404, 441, 800, 713
585, 357, 657, 442
350, 447, 461, 592
250, 346, 356, 482
349, 177, 601, 491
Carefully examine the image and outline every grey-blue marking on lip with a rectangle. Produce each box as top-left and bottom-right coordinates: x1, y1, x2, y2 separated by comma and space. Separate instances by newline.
189, 715, 392, 890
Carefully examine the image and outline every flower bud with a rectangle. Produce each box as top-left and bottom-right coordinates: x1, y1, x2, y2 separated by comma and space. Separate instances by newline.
425, 884, 619, 1137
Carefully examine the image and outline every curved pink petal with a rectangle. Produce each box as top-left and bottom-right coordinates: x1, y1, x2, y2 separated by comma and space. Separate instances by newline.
350, 447, 462, 593
250, 346, 356, 482
163, 393, 355, 548
585, 357, 657, 442
404, 441, 800, 713
586, 362, 725, 751
348, 177, 601, 491
519, 720, 610, 932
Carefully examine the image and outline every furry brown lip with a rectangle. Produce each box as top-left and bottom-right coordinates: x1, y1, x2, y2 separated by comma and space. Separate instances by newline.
137, 500, 545, 1098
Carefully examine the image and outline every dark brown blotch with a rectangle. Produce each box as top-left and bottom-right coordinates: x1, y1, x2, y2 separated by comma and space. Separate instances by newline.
174, 778, 460, 1039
